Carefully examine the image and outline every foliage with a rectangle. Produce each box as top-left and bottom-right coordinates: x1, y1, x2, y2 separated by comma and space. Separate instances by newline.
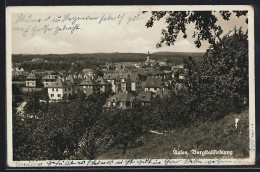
75, 113, 115, 160
181, 28, 248, 122
145, 11, 248, 48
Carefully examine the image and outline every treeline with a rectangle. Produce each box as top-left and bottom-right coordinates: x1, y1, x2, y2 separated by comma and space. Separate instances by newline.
13, 52, 204, 72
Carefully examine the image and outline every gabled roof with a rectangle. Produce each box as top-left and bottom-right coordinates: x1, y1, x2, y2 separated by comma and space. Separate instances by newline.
67, 75, 75, 84
107, 92, 136, 102
145, 76, 164, 88
48, 79, 72, 88
26, 73, 37, 79
78, 77, 97, 86
137, 91, 152, 102
96, 77, 111, 85
103, 73, 120, 80
42, 75, 58, 80
130, 72, 139, 82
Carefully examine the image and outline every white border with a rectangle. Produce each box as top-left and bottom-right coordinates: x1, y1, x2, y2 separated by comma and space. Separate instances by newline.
6, 5, 255, 167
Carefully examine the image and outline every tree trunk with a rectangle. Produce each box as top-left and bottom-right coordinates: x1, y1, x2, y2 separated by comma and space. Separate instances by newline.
122, 142, 128, 155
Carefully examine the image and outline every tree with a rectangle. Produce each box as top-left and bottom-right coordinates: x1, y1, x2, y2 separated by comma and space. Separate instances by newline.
75, 114, 115, 160
201, 28, 248, 114
145, 11, 248, 48
23, 93, 41, 118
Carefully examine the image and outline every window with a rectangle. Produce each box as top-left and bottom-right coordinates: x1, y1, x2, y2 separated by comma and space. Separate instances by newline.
56, 88, 58, 91
52, 88, 54, 91
51, 94, 54, 97
58, 94, 61, 97
65, 88, 67, 91
68, 88, 71, 91
46, 83, 48, 85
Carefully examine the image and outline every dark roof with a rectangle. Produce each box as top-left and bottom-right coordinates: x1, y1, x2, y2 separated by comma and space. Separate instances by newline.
107, 92, 136, 102
67, 75, 75, 84
78, 77, 97, 86
48, 79, 72, 88
26, 73, 37, 79
145, 76, 164, 88
130, 72, 139, 82
137, 91, 152, 102
96, 77, 111, 85
42, 75, 57, 80
103, 73, 121, 80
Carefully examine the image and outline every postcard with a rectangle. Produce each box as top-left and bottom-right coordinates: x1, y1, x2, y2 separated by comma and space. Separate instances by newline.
6, 5, 255, 167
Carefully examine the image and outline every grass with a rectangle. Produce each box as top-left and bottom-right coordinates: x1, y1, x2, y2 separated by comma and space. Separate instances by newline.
99, 108, 249, 159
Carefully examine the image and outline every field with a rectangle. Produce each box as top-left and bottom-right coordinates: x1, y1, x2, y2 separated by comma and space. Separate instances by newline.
99, 108, 249, 159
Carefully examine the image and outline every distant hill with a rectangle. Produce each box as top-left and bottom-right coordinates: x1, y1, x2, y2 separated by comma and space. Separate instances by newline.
12, 52, 205, 64
153, 51, 205, 57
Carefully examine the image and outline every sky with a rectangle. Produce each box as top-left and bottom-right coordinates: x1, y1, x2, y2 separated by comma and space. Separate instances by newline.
11, 11, 248, 54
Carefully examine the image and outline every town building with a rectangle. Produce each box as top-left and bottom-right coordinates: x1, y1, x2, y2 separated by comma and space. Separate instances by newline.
78, 77, 99, 97
103, 92, 137, 110
118, 73, 131, 92
96, 77, 112, 93
42, 72, 58, 87
136, 91, 152, 106
25, 73, 39, 87
104, 73, 121, 93
48, 79, 73, 100
130, 72, 141, 92
144, 76, 165, 93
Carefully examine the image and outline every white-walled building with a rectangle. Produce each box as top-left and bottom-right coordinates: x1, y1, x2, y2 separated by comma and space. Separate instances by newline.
25, 73, 38, 87
42, 72, 58, 87
48, 79, 73, 101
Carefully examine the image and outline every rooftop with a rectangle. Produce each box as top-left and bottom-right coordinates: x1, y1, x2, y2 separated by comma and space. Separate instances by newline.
107, 92, 136, 102
48, 79, 72, 88
145, 76, 164, 88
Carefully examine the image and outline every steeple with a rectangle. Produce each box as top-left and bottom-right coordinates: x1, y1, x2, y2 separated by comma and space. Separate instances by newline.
147, 51, 150, 61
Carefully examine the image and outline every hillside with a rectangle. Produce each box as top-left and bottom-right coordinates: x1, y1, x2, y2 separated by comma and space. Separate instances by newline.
99, 108, 249, 159
12, 52, 204, 65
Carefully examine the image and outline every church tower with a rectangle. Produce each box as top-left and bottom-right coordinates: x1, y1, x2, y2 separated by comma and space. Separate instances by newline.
147, 51, 150, 61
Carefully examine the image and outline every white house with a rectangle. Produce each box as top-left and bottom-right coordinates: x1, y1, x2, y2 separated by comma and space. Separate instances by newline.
42, 72, 58, 87
25, 73, 38, 87
48, 79, 73, 100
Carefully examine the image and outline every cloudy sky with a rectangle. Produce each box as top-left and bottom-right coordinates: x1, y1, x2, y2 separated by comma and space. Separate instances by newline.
11, 11, 248, 54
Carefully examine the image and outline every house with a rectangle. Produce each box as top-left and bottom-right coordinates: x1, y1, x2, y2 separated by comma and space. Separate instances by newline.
42, 72, 58, 87
118, 73, 131, 92
144, 76, 164, 93
25, 73, 39, 87
48, 79, 73, 100
103, 73, 121, 93
82, 69, 95, 79
96, 77, 112, 93
78, 77, 99, 97
103, 92, 138, 109
130, 72, 141, 92
136, 91, 152, 105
